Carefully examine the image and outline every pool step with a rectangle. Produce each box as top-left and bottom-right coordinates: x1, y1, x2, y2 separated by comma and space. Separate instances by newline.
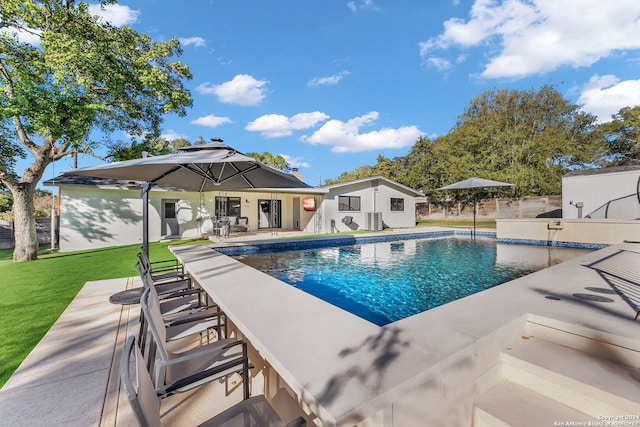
473, 336, 640, 426
474, 381, 596, 427
526, 318, 640, 368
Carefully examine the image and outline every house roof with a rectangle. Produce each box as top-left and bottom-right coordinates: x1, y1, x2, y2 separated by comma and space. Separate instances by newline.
563, 164, 640, 178
321, 176, 424, 196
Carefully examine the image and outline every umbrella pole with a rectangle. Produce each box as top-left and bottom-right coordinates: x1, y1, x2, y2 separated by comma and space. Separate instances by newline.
141, 182, 151, 256
473, 195, 476, 240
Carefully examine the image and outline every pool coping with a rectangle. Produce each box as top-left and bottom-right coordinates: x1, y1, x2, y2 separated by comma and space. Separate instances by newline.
171, 230, 640, 425
213, 229, 607, 256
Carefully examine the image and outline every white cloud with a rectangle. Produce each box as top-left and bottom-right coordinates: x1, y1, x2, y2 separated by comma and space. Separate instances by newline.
420, 0, 640, 79
88, 3, 139, 27
578, 74, 640, 123
197, 74, 269, 106
281, 154, 310, 169
301, 112, 422, 153
347, 0, 381, 12
308, 71, 351, 87
191, 114, 232, 128
246, 112, 330, 138
161, 130, 188, 141
426, 57, 453, 72
0, 27, 42, 45
179, 37, 206, 47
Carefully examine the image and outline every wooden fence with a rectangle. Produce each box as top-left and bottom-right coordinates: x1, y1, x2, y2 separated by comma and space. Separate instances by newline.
0, 218, 59, 250
416, 195, 562, 220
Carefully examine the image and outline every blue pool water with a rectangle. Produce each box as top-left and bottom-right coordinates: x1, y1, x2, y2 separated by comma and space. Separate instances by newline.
231, 236, 593, 325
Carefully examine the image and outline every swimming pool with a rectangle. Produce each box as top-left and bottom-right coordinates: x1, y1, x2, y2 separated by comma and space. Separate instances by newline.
229, 236, 594, 325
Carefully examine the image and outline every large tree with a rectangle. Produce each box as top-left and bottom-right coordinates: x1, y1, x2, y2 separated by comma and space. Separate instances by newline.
597, 105, 640, 166
0, 0, 192, 261
245, 151, 290, 171
440, 86, 600, 196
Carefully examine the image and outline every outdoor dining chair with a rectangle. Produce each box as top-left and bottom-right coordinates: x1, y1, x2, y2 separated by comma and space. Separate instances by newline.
136, 250, 187, 282
138, 269, 220, 354
137, 253, 194, 296
141, 287, 238, 393
121, 336, 307, 426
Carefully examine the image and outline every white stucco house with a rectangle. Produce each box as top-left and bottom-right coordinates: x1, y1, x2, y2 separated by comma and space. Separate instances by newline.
307, 176, 422, 234
45, 175, 423, 252
562, 165, 640, 219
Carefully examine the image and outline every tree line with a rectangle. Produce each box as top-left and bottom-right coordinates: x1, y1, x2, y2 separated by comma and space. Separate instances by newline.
326, 86, 640, 198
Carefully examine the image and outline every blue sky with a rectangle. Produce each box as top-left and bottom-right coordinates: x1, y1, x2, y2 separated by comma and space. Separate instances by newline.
12, 0, 640, 186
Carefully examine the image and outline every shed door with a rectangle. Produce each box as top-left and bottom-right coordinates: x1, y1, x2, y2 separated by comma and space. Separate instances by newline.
162, 199, 179, 237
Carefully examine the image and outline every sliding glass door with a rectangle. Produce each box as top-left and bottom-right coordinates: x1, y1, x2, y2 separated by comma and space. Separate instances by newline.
258, 199, 281, 229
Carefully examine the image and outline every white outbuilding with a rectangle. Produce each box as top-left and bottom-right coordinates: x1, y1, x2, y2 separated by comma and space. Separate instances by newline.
562, 165, 640, 219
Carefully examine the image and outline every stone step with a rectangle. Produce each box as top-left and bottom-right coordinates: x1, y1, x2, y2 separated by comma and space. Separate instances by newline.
526, 317, 640, 368
501, 336, 640, 418
474, 381, 596, 427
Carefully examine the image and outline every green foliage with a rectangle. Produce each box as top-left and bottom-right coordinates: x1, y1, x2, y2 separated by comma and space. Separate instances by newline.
597, 106, 640, 166
0, 0, 193, 260
324, 165, 376, 185
105, 136, 194, 161
246, 151, 290, 171
0, 192, 12, 214
0, 238, 208, 386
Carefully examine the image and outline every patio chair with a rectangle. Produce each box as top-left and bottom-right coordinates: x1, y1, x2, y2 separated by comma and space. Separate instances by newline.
141, 287, 237, 392
121, 336, 307, 427
136, 251, 188, 285
230, 216, 250, 235
138, 262, 197, 300
138, 270, 221, 355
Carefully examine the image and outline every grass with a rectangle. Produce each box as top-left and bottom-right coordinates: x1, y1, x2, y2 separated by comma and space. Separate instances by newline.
416, 218, 497, 229
0, 239, 208, 388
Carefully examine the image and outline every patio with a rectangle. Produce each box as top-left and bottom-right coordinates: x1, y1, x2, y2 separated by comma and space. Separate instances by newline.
1, 230, 639, 426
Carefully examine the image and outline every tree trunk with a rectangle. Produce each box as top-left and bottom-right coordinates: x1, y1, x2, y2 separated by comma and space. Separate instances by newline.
12, 183, 38, 262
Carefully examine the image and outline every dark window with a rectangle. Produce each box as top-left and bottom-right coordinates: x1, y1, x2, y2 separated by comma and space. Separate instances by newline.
338, 196, 361, 211
215, 197, 241, 217
164, 202, 176, 219
390, 198, 404, 212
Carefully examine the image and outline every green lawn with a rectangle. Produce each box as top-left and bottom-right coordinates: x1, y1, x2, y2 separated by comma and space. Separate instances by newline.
0, 239, 208, 388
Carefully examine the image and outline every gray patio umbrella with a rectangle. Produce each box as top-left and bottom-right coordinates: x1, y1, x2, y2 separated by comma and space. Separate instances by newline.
70, 140, 311, 254
438, 177, 514, 238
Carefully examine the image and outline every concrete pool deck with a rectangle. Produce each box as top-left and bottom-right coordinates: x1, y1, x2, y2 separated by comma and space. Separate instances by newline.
1, 228, 639, 426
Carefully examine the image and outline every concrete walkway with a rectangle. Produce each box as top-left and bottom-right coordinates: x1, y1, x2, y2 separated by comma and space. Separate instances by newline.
0, 276, 138, 427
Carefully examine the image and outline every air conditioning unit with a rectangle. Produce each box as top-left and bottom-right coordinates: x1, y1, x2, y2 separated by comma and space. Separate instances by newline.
365, 212, 383, 231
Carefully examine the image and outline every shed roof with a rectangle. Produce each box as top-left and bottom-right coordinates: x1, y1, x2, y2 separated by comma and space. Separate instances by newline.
563, 164, 640, 178
320, 176, 424, 197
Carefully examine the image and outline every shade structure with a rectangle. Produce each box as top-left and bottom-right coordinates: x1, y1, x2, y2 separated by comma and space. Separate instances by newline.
438, 177, 515, 191
437, 177, 514, 237
72, 141, 310, 192
70, 141, 311, 253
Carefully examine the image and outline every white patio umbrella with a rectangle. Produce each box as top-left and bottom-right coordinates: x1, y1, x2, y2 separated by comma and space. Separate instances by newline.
437, 177, 514, 238
70, 140, 311, 253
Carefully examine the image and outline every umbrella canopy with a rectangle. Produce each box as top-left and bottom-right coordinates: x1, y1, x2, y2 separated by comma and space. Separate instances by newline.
71, 141, 310, 192
437, 177, 514, 238
69, 140, 311, 253
438, 177, 514, 191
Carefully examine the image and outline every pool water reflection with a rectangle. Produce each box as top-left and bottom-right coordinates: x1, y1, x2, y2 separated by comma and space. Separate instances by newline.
232, 237, 593, 325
